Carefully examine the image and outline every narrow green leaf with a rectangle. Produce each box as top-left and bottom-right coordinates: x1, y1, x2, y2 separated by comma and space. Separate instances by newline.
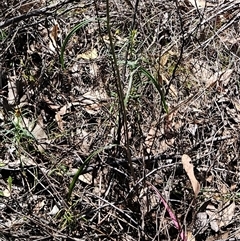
60, 18, 94, 68
67, 144, 115, 202
139, 67, 168, 113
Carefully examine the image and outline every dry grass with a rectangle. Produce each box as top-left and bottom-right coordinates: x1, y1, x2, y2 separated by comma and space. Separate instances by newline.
1, 0, 240, 240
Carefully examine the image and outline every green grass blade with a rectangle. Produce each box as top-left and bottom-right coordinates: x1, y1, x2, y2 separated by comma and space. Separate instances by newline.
67, 144, 115, 202
139, 66, 168, 113
60, 18, 94, 69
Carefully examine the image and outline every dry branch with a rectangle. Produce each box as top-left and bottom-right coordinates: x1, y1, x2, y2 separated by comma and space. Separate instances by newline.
0, 0, 77, 29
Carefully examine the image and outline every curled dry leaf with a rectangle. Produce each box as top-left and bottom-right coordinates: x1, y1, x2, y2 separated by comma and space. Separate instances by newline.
78, 172, 92, 185
195, 212, 208, 234
221, 69, 233, 86
55, 105, 68, 131
206, 204, 219, 232
31, 122, 49, 151
187, 0, 223, 8
187, 0, 205, 8
232, 98, 240, 112
33, 200, 45, 214
49, 21, 61, 53
206, 201, 235, 232
219, 201, 236, 228
55, 112, 63, 131
182, 154, 200, 198
205, 69, 233, 88
81, 90, 107, 115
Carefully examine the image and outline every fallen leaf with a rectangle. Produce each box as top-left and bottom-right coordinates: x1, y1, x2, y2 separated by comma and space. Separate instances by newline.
206, 204, 219, 232
78, 173, 92, 185
206, 201, 235, 232
187, 0, 219, 8
81, 90, 107, 114
55, 112, 63, 131
219, 201, 235, 228
205, 69, 233, 88
77, 48, 98, 60
160, 73, 178, 98
221, 69, 233, 86
8, 76, 18, 105
2, 188, 11, 197
50, 24, 59, 43
187, 0, 206, 8
55, 105, 68, 131
182, 154, 200, 198
33, 200, 45, 214
89, 62, 99, 78
48, 205, 59, 215
217, 231, 230, 241
230, 184, 237, 191
158, 138, 175, 153
195, 212, 208, 234
232, 98, 240, 112
49, 21, 60, 52
20, 155, 36, 166
159, 52, 170, 67
15, 116, 49, 152
31, 122, 49, 151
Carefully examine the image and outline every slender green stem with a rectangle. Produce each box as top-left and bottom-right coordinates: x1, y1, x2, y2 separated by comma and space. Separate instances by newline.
106, 0, 135, 181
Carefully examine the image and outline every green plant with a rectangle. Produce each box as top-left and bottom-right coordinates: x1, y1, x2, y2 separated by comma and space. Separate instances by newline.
7, 176, 13, 192
0, 110, 34, 148
0, 30, 7, 41
129, 29, 137, 57
116, 59, 139, 106
106, 0, 135, 181
60, 18, 94, 68
12, 110, 34, 148
119, 59, 168, 113
0, 176, 13, 197
61, 210, 75, 229
56, 208, 77, 231
67, 144, 115, 202
138, 66, 168, 113
0, 109, 37, 171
